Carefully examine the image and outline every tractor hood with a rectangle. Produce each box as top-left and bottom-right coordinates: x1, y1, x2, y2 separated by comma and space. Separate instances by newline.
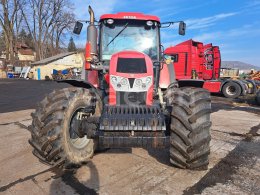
108, 51, 154, 106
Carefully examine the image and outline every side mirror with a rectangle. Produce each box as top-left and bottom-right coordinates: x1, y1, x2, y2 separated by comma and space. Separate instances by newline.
73, 21, 83, 35
179, 21, 186, 36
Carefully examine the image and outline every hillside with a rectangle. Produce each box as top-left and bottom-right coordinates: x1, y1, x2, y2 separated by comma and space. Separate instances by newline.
221, 61, 260, 70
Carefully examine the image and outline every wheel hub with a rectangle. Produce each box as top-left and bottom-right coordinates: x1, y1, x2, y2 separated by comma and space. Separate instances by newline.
226, 86, 236, 96
69, 108, 91, 149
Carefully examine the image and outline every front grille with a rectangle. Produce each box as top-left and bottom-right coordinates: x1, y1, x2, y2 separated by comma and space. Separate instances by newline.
116, 92, 146, 105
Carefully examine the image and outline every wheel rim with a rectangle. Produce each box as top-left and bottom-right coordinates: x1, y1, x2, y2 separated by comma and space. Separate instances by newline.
69, 107, 91, 149
226, 85, 236, 96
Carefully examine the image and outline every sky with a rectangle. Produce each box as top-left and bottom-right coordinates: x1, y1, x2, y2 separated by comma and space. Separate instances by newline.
71, 0, 260, 66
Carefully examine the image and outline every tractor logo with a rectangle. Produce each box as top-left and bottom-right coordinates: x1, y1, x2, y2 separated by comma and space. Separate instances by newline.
123, 16, 136, 19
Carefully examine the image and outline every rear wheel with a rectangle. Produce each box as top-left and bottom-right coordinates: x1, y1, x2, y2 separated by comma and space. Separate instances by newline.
29, 87, 100, 167
222, 82, 241, 98
256, 90, 260, 105
166, 87, 211, 169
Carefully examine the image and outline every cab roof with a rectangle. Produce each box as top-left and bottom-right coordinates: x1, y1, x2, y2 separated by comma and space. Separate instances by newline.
100, 12, 160, 22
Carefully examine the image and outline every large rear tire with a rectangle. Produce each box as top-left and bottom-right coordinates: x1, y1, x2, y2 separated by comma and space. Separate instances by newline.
29, 87, 100, 167
166, 87, 212, 169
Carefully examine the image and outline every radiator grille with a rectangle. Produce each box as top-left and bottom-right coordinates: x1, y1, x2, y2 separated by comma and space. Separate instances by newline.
116, 92, 146, 105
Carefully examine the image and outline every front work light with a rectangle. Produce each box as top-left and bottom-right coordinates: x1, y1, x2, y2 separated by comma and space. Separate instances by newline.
146, 21, 153, 26
107, 19, 114, 24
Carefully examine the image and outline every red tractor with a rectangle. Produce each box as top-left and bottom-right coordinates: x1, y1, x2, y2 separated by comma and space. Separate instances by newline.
29, 7, 211, 170
164, 39, 257, 98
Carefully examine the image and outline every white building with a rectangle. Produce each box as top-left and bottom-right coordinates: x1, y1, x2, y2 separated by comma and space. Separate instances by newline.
31, 52, 84, 80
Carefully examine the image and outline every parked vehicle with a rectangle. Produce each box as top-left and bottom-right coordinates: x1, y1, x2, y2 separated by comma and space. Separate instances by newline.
164, 39, 257, 98
29, 7, 211, 170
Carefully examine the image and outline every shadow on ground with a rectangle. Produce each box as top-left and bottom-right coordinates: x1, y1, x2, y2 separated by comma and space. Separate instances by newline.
47, 147, 172, 194
183, 123, 260, 195
50, 162, 99, 195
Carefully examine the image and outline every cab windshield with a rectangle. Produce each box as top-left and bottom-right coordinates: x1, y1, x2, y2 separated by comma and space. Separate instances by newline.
100, 20, 160, 61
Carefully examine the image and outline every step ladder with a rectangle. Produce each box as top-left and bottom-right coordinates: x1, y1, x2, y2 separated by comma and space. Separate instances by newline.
19, 66, 31, 79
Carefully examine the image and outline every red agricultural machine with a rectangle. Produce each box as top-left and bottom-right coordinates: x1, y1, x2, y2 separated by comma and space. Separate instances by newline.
164, 39, 258, 98
29, 7, 211, 170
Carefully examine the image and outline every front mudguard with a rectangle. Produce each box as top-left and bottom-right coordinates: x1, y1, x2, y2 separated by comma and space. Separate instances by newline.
58, 79, 96, 89
58, 79, 104, 107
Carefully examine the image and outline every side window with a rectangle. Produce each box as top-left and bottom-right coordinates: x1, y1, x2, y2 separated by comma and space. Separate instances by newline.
165, 54, 179, 64
171, 54, 179, 62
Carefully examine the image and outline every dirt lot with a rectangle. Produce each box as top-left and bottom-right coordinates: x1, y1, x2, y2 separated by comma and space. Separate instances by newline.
0, 79, 259, 195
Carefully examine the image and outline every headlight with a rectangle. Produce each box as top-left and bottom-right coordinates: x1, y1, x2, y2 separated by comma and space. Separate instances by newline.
146, 77, 152, 84
121, 78, 128, 85
135, 79, 142, 86
111, 76, 117, 84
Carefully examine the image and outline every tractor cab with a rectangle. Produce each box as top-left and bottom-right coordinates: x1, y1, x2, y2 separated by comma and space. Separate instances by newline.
73, 8, 186, 91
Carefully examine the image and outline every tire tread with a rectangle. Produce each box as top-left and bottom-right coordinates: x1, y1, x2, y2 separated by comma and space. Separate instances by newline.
166, 87, 211, 169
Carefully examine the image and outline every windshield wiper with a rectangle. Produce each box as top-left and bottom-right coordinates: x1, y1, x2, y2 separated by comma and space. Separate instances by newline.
106, 23, 129, 47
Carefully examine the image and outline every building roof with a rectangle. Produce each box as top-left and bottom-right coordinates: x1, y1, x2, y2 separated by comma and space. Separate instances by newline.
31, 52, 76, 66
16, 42, 29, 49
19, 49, 34, 56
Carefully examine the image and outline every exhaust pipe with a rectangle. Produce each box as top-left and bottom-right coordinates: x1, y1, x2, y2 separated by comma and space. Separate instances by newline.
89, 6, 95, 24
87, 6, 97, 55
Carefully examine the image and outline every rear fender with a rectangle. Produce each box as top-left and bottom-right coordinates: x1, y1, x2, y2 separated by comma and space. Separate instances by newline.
58, 79, 104, 109
58, 79, 96, 89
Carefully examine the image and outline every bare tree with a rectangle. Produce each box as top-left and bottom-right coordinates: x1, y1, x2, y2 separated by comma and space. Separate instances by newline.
49, 12, 75, 55
0, 0, 75, 62
0, 0, 22, 64
21, 0, 75, 60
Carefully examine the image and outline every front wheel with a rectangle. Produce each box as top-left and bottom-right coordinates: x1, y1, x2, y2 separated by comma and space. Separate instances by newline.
29, 88, 100, 167
166, 87, 212, 170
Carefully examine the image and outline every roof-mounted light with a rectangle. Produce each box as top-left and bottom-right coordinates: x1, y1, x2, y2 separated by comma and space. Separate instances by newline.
107, 19, 114, 25
146, 20, 153, 26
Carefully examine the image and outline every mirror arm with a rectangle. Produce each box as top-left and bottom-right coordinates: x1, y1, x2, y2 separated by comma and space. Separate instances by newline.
160, 23, 171, 28
161, 21, 181, 25
161, 21, 184, 28
77, 20, 99, 26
